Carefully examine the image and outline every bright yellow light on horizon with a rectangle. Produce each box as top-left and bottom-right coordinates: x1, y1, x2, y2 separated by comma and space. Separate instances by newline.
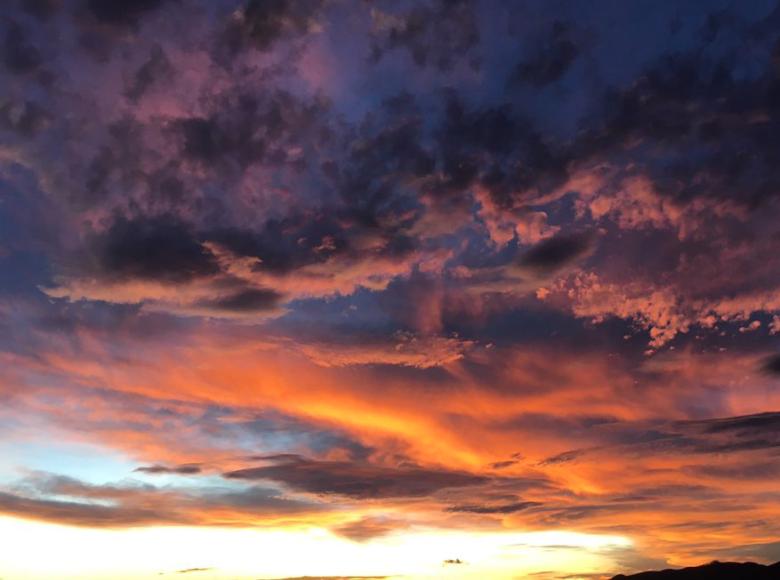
0, 516, 631, 579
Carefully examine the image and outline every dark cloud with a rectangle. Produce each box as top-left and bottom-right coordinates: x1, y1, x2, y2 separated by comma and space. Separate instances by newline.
209, 215, 346, 274
85, 0, 169, 26
446, 501, 540, 514
680, 412, 780, 455
3, 21, 43, 74
696, 412, 780, 434
224, 454, 489, 499
549, 411, 780, 460
244, 0, 322, 49
93, 215, 220, 282
221, 0, 323, 56
493, 411, 780, 480
134, 463, 202, 475
762, 354, 780, 376
577, 46, 780, 210
369, 0, 480, 71
0, 490, 181, 527
0, 100, 50, 136
22, 0, 60, 21
519, 232, 593, 272
332, 93, 433, 229
125, 45, 172, 102
64, 117, 149, 208
432, 94, 570, 204
172, 90, 326, 171
196, 288, 284, 313
200, 484, 321, 516
175, 116, 257, 167
511, 21, 579, 87
537, 449, 586, 466
690, 461, 780, 481
178, 118, 247, 163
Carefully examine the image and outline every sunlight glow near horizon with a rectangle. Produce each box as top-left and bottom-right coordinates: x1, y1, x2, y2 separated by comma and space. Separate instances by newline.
0, 516, 630, 579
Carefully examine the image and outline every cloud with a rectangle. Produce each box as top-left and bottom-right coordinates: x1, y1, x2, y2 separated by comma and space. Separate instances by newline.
332, 516, 407, 542
23, 0, 60, 21
85, 0, 170, 27
690, 461, 780, 481
224, 454, 489, 499
431, 93, 570, 205
0, 490, 182, 527
369, 0, 480, 71
511, 21, 579, 87
694, 412, 780, 436
551, 411, 780, 459
135, 463, 202, 475
195, 287, 284, 314
762, 354, 780, 376
2, 1, 780, 574
446, 501, 540, 514
519, 232, 594, 273
537, 449, 586, 467
2, 20, 42, 75
548, 271, 780, 349
125, 45, 172, 102
92, 215, 221, 283
224, 0, 324, 54
0, 99, 50, 136
0, 471, 323, 528
296, 333, 474, 369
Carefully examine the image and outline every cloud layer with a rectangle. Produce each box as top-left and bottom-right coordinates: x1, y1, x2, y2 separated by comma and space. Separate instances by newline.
1, 0, 780, 578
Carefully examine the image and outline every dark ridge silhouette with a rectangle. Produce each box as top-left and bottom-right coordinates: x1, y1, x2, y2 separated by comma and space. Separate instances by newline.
611, 560, 780, 579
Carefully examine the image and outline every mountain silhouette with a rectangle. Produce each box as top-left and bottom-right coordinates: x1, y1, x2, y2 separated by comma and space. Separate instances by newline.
612, 560, 780, 579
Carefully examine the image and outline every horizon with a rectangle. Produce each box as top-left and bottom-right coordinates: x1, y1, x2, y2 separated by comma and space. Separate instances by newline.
1, 1, 780, 579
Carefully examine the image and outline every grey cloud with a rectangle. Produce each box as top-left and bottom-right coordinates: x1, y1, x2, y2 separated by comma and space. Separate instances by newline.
224, 454, 489, 499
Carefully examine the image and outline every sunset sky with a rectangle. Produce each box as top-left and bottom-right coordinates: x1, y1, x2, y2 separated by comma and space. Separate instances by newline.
2, 1, 780, 579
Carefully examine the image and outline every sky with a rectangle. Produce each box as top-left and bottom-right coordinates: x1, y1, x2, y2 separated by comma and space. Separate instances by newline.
1, 0, 780, 578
